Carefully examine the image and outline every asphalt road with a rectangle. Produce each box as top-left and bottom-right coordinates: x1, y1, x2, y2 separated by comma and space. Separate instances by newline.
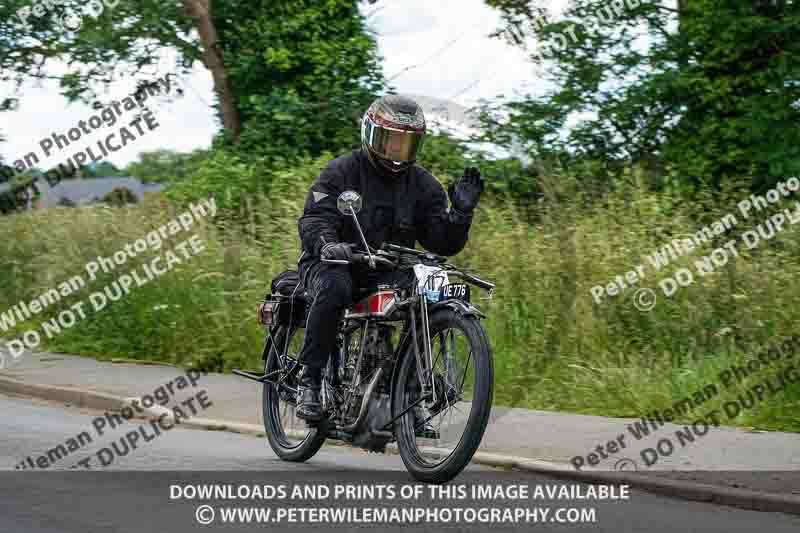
1, 394, 799, 533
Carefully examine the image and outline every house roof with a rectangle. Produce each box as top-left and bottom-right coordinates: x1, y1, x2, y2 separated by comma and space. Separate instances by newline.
41, 177, 166, 207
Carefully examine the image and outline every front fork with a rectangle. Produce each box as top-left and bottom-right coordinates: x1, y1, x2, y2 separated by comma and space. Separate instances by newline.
409, 296, 437, 406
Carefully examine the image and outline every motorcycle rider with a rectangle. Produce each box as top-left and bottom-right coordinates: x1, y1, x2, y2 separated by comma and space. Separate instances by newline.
295, 94, 485, 427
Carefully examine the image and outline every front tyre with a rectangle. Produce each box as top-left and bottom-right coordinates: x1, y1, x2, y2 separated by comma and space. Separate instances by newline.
392, 308, 493, 483
262, 325, 327, 462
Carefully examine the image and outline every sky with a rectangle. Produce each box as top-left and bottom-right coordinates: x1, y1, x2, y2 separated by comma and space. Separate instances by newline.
0, 0, 563, 171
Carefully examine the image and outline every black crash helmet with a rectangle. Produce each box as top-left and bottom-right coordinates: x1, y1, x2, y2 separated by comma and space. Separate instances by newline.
361, 95, 426, 173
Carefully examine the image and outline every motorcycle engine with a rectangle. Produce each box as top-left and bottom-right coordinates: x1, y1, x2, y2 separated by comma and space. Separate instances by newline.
350, 393, 393, 452
344, 323, 396, 452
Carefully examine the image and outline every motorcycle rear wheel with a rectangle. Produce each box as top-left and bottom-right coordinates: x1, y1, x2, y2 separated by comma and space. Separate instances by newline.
262, 325, 328, 462
392, 308, 494, 484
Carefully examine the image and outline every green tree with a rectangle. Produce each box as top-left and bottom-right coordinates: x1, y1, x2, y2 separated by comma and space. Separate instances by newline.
84, 161, 123, 178
0, 174, 39, 214
482, 0, 800, 194
125, 148, 209, 183
218, 0, 384, 161
0, 1, 195, 112
102, 187, 139, 206
0, 1, 383, 156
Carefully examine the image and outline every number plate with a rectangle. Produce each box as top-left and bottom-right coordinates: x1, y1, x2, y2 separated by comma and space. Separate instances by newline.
439, 283, 470, 302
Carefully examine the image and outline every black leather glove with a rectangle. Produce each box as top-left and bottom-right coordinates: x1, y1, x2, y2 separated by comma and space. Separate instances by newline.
448, 167, 485, 215
320, 242, 353, 262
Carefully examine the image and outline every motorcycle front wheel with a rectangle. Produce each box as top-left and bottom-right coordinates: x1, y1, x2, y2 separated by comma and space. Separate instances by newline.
392, 308, 494, 484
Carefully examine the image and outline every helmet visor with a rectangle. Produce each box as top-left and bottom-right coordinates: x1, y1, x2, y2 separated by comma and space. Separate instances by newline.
362, 115, 425, 164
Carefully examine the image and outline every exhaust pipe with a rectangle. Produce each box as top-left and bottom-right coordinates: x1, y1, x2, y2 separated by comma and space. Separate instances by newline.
341, 369, 383, 432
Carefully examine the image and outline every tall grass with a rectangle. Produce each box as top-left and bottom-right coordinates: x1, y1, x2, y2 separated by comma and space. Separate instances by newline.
1, 159, 798, 431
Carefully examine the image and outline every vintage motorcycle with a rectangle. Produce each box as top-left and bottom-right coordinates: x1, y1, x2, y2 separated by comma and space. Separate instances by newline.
235, 191, 495, 484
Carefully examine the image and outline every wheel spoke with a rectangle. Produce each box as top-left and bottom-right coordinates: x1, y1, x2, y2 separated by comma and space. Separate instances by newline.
459, 348, 473, 394
264, 326, 314, 450
403, 318, 488, 471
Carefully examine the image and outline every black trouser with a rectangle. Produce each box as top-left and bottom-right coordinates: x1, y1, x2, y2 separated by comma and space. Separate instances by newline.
298, 261, 412, 379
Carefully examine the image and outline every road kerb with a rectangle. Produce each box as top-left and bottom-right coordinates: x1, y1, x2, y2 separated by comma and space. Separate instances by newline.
0, 376, 125, 412
506, 457, 800, 515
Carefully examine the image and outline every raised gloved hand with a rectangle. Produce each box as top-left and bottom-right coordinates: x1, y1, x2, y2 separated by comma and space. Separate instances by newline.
448, 167, 485, 214
320, 242, 353, 262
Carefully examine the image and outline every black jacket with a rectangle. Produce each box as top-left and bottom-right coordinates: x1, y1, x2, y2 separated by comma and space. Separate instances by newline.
298, 150, 473, 276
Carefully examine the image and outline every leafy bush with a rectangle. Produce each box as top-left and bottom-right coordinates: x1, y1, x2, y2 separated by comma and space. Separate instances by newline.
102, 187, 139, 207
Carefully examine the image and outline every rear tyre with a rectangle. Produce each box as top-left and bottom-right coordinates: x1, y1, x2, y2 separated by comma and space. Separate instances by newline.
392, 308, 493, 483
262, 325, 328, 462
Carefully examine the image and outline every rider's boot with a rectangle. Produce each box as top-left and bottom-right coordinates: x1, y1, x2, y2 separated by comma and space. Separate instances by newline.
413, 405, 440, 439
296, 367, 323, 423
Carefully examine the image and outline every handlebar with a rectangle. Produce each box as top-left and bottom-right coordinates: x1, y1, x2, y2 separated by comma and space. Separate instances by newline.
321, 244, 495, 293
459, 272, 496, 292
381, 243, 423, 256
355, 253, 397, 268
321, 252, 397, 269
381, 243, 447, 264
